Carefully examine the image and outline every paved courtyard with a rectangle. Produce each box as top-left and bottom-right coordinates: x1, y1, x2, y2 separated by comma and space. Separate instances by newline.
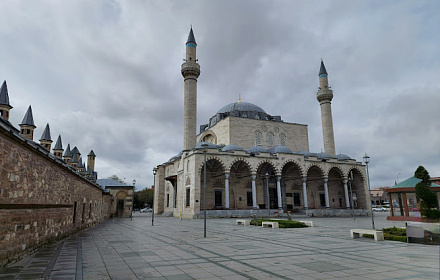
1, 212, 439, 280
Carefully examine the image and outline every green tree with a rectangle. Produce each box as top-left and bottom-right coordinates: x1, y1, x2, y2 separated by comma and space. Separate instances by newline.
414, 166, 439, 217
133, 187, 154, 208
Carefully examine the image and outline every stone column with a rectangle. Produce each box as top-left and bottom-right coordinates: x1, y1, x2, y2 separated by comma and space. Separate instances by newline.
224, 173, 230, 209
276, 176, 282, 210
173, 180, 177, 208
343, 179, 350, 209
302, 177, 308, 209
323, 178, 330, 209
251, 173, 258, 209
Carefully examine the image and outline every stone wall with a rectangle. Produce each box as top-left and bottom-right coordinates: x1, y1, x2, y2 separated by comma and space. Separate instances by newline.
0, 124, 111, 267
199, 116, 309, 152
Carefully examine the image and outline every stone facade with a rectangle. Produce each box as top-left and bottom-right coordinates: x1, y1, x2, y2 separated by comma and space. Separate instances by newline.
153, 29, 370, 219
198, 117, 309, 152
105, 186, 134, 218
0, 110, 111, 267
156, 147, 369, 219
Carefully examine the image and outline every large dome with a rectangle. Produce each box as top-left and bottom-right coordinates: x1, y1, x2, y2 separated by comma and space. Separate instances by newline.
217, 101, 266, 114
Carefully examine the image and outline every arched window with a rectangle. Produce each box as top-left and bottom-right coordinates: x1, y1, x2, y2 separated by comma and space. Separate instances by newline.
280, 133, 286, 146
267, 132, 274, 146
255, 130, 262, 146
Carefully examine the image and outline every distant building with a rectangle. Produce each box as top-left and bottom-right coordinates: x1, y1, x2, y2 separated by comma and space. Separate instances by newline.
370, 187, 390, 205
97, 179, 134, 218
386, 177, 440, 221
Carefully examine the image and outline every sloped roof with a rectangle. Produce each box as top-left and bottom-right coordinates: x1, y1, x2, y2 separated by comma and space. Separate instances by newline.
0, 80, 12, 108
96, 178, 128, 188
88, 150, 96, 157
54, 135, 63, 150
64, 144, 71, 157
40, 123, 51, 141
389, 177, 440, 189
20, 105, 35, 127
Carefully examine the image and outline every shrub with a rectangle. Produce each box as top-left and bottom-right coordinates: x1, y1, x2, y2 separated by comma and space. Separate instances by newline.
384, 233, 407, 242
383, 226, 406, 236
250, 219, 308, 228
423, 209, 440, 220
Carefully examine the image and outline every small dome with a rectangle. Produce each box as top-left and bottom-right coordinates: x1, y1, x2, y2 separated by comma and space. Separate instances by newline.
221, 144, 244, 152
195, 142, 222, 150
336, 154, 352, 161
168, 151, 183, 162
268, 145, 293, 154
217, 101, 266, 114
316, 152, 335, 160
246, 145, 268, 154
296, 150, 316, 157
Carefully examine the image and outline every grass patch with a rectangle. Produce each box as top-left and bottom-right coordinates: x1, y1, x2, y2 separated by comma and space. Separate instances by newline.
250, 219, 308, 228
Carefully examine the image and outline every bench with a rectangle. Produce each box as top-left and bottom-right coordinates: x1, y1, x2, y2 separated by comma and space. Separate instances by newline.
299, 221, 315, 227
350, 229, 384, 241
236, 219, 250, 226
262, 222, 279, 229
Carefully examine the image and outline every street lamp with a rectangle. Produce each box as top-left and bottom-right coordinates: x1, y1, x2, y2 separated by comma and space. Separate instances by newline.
363, 153, 375, 229
396, 172, 401, 185
348, 171, 355, 220
131, 179, 136, 221
152, 168, 157, 226
265, 172, 270, 218
202, 143, 209, 238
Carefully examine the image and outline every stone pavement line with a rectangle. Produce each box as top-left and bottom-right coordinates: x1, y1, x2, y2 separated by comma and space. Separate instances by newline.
76, 236, 82, 280
117, 221, 261, 279
41, 240, 64, 278
208, 225, 431, 277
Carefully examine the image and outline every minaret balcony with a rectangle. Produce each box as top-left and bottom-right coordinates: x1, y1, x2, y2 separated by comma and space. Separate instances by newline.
181, 62, 200, 78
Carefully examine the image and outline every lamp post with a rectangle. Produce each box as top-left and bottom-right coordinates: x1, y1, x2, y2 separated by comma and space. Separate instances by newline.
202, 143, 209, 238
348, 171, 355, 220
131, 179, 136, 221
152, 168, 157, 226
396, 172, 401, 185
265, 172, 270, 218
363, 153, 375, 229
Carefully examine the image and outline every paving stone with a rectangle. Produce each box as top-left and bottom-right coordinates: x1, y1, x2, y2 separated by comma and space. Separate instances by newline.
2, 212, 439, 279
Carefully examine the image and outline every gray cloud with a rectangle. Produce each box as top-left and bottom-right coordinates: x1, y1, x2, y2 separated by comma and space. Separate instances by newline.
1, 1, 439, 189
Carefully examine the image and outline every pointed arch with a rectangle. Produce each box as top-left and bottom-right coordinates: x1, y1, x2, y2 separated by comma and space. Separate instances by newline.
228, 158, 252, 173
197, 156, 226, 174
281, 159, 304, 175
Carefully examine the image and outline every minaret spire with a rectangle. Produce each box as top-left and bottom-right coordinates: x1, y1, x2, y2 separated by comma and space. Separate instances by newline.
182, 27, 201, 151
316, 59, 336, 156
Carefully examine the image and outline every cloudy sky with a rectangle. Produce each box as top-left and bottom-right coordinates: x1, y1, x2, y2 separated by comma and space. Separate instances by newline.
1, 1, 439, 190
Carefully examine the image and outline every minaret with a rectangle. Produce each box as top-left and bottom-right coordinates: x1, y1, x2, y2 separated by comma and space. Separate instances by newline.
0, 81, 13, 121
53, 135, 64, 158
181, 27, 201, 151
87, 150, 96, 172
20, 105, 36, 141
316, 60, 336, 156
39, 123, 53, 151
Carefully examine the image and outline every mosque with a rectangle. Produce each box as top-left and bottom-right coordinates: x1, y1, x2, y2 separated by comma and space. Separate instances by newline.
153, 28, 370, 218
